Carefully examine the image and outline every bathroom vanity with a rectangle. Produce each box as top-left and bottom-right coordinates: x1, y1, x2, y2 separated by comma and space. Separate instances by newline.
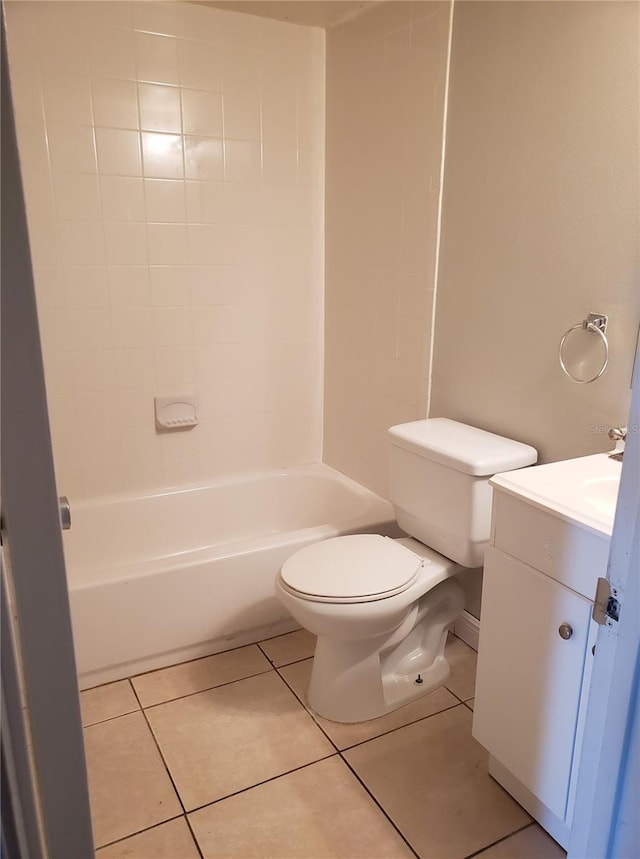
473, 453, 621, 849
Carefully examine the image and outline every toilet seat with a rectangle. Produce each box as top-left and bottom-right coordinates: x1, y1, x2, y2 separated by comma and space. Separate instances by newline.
279, 534, 424, 604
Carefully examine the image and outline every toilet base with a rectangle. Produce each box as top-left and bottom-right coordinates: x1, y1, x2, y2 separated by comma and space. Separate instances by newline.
307, 578, 464, 723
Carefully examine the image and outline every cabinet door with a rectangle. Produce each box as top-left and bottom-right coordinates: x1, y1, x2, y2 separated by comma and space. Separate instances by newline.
473, 547, 592, 822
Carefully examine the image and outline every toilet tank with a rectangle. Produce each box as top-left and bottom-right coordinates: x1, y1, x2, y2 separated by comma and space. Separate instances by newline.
388, 419, 537, 567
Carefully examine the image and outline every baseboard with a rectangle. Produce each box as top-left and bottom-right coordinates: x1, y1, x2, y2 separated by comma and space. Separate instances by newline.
453, 610, 480, 652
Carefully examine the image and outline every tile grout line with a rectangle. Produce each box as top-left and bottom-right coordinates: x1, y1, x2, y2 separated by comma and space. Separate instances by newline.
82, 665, 276, 727
185, 752, 341, 817
83, 633, 305, 696
337, 754, 421, 859
94, 813, 185, 853
128, 679, 191, 824
88, 638, 482, 856
276, 663, 465, 753
275, 667, 472, 859
137, 665, 275, 711
183, 814, 206, 859
462, 821, 537, 859
338, 701, 464, 752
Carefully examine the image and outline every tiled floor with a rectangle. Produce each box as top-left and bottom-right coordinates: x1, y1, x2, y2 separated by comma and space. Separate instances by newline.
82, 631, 566, 859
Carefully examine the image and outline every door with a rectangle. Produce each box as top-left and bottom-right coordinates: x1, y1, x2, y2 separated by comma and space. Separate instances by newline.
569, 342, 640, 858
1, 10, 94, 857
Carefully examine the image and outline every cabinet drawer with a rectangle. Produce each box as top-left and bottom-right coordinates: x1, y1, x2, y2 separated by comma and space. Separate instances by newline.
473, 546, 593, 822
492, 490, 609, 598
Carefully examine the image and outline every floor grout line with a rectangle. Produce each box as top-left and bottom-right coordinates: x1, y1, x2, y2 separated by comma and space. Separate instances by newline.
338, 754, 420, 859
462, 820, 536, 859
94, 813, 186, 853
184, 813, 206, 859
277, 663, 467, 753
185, 752, 341, 816
129, 681, 190, 822
137, 666, 275, 711
87, 633, 512, 858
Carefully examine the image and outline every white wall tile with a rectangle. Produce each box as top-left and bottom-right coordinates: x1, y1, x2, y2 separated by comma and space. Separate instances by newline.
96, 127, 142, 176
220, 47, 260, 97
144, 179, 186, 223
104, 221, 148, 265
63, 265, 110, 308
149, 266, 190, 306
133, 0, 180, 38
53, 174, 102, 221
154, 346, 196, 385
59, 220, 105, 265
324, 6, 446, 496
224, 139, 261, 183
68, 309, 113, 351
108, 265, 151, 307
114, 347, 156, 388
141, 131, 184, 178
72, 350, 117, 393
87, 2, 134, 32
48, 123, 97, 174
92, 77, 140, 130
89, 28, 137, 80
146, 223, 187, 265
177, 3, 222, 42
152, 307, 192, 346
111, 307, 154, 349
135, 31, 179, 85
182, 88, 223, 137
43, 73, 93, 125
6, 0, 325, 500
223, 92, 261, 141
100, 176, 146, 222
138, 82, 182, 133
184, 136, 224, 181
178, 39, 221, 91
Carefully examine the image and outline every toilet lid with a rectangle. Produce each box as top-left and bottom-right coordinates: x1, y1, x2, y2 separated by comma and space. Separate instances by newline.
280, 534, 423, 601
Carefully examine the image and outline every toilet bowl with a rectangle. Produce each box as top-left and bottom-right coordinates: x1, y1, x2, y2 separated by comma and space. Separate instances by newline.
276, 534, 465, 723
276, 419, 537, 724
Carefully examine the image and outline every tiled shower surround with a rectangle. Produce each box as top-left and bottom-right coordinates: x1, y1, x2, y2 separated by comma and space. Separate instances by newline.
5, 1, 325, 499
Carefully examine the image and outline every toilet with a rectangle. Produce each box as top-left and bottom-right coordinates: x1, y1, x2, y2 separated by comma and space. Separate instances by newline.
276, 418, 537, 723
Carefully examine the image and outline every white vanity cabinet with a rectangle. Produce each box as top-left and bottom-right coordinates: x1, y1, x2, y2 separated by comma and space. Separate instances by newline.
472, 457, 618, 850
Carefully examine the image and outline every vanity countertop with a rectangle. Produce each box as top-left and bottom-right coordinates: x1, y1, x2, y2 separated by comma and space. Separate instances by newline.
490, 452, 621, 538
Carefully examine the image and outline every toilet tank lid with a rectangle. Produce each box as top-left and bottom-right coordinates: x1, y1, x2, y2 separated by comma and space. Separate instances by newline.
388, 418, 537, 476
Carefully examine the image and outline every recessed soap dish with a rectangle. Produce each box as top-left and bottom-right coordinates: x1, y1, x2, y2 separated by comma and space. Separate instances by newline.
154, 394, 198, 430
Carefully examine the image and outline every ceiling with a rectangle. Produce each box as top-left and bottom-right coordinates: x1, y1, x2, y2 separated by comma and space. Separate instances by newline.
195, 1, 382, 29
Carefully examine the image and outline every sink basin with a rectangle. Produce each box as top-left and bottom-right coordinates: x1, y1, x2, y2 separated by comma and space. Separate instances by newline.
490, 451, 622, 536
581, 474, 621, 519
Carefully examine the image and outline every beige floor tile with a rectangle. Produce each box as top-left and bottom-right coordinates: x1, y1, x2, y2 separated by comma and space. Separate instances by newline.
84, 711, 182, 848
131, 644, 272, 707
259, 628, 316, 666
80, 680, 139, 727
281, 657, 459, 749
445, 633, 478, 701
95, 817, 200, 858
475, 823, 566, 858
344, 705, 530, 859
189, 756, 414, 859
146, 671, 335, 811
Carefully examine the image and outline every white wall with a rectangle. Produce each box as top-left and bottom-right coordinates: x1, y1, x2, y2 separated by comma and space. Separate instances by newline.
5, 0, 325, 500
431, 0, 639, 464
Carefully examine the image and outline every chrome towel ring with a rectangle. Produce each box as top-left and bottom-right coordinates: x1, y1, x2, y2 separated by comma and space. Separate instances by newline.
559, 312, 609, 384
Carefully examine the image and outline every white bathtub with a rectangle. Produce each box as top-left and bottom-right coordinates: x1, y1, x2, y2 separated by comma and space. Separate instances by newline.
64, 464, 398, 689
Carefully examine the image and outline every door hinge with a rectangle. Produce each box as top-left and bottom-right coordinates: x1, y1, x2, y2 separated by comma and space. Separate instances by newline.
593, 577, 620, 625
